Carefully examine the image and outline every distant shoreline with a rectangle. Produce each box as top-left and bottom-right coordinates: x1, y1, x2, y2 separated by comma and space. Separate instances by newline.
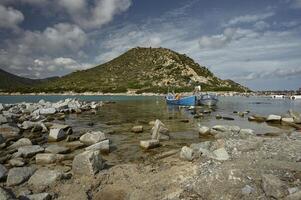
0, 91, 252, 96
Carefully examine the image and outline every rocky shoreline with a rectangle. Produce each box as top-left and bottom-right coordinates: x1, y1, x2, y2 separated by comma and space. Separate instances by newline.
0, 98, 301, 200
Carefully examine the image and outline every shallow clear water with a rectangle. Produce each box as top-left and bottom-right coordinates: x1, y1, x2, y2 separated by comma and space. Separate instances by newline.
1, 95, 301, 165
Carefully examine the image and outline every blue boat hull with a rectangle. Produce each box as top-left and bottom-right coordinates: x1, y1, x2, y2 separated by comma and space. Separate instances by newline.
166, 95, 197, 106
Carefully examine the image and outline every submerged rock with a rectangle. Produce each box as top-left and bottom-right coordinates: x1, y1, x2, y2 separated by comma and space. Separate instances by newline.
140, 139, 160, 149
72, 150, 104, 176
6, 167, 36, 186
131, 125, 143, 133
79, 131, 106, 145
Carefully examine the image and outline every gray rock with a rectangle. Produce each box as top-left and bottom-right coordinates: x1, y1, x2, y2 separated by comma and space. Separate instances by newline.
0, 103, 3, 112
0, 187, 15, 200
0, 115, 7, 124
45, 144, 70, 154
8, 158, 25, 167
35, 153, 66, 164
248, 115, 266, 122
79, 131, 106, 145
7, 138, 32, 150
151, 119, 168, 140
6, 167, 36, 186
211, 125, 241, 133
39, 108, 56, 115
21, 121, 47, 132
180, 146, 194, 161
198, 126, 210, 136
266, 114, 282, 122
285, 191, 301, 200
239, 129, 255, 135
131, 125, 143, 133
140, 139, 160, 149
17, 145, 44, 158
261, 174, 287, 199
282, 117, 294, 123
72, 150, 104, 176
241, 185, 254, 195
0, 124, 20, 139
65, 141, 85, 150
0, 164, 8, 180
190, 141, 212, 152
48, 128, 66, 142
85, 139, 110, 153
212, 148, 230, 161
289, 109, 301, 124
28, 169, 63, 191
23, 193, 51, 200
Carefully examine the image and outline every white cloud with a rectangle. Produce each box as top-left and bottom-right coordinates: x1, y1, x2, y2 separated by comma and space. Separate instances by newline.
225, 12, 274, 27
253, 21, 270, 30
0, 4, 24, 29
58, 0, 132, 29
290, 0, 301, 8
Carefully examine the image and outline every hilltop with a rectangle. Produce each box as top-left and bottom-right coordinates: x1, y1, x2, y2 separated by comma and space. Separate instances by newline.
3, 47, 250, 93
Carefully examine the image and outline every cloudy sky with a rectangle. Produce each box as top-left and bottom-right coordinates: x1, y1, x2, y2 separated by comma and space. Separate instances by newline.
0, 0, 301, 90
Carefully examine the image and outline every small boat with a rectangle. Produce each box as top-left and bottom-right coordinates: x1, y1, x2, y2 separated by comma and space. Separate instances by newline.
198, 93, 218, 106
165, 94, 197, 106
290, 95, 301, 100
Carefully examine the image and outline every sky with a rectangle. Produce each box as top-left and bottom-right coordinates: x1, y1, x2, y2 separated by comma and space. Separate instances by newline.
0, 0, 301, 91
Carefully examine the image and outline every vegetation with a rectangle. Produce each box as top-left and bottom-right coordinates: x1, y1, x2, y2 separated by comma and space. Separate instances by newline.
1, 47, 250, 93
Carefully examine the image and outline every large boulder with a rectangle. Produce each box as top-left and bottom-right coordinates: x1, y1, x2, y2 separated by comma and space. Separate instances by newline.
45, 144, 70, 154
16, 145, 44, 158
85, 139, 110, 153
0, 124, 20, 139
7, 138, 32, 150
0, 164, 8, 180
28, 169, 63, 191
140, 139, 160, 149
79, 131, 106, 145
72, 150, 104, 176
6, 167, 36, 186
261, 174, 287, 199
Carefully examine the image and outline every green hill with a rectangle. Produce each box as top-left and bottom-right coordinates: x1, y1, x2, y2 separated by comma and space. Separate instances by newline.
4, 47, 250, 93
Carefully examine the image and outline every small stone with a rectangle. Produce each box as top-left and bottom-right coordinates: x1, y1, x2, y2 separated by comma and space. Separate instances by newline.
79, 131, 106, 145
72, 150, 104, 176
239, 129, 255, 135
212, 148, 230, 161
8, 158, 25, 167
6, 167, 36, 186
45, 144, 70, 154
248, 115, 266, 122
0, 164, 8, 180
17, 145, 44, 158
282, 117, 294, 123
261, 174, 287, 199
28, 169, 63, 191
48, 128, 66, 142
131, 126, 143, 133
7, 138, 32, 150
23, 193, 51, 200
85, 140, 110, 153
266, 114, 282, 122
180, 146, 194, 161
198, 126, 210, 136
39, 108, 56, 115
241, 185, 254, 195
140, 139, 160, 149
0, 187, 15, 200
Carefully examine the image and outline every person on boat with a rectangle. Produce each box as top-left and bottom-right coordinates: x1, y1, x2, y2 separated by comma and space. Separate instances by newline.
175, 93, 181, 100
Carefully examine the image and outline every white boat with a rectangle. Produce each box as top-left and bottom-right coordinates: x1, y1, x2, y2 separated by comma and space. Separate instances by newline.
271, 95, 285, 99
289, 95, 301, 100
197, 93, 218, 106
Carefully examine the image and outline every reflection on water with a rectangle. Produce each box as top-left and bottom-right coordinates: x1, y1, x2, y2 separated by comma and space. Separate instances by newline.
0, 95, 300, 164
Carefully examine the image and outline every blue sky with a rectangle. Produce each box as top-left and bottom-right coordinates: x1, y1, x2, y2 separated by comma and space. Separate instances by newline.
0, 0, 301, 90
